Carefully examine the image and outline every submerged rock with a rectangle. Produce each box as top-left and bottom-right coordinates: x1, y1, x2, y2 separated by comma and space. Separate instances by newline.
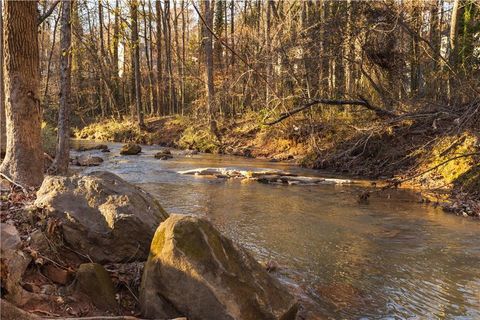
178, 167, 353, 186
73, 154, 104, 166
154, 151, 173, 160
140, 214, 299, 320
76, 144, 109, 152
75, 263, 117, 311
120, 143, 141, 155
34, 171, 169, 262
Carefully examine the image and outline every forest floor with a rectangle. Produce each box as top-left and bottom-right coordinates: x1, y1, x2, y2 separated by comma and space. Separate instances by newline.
74, 111, 480, 218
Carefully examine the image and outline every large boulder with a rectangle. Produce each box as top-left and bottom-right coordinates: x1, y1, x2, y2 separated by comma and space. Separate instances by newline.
140, 215, 299, 320
34, 171, 169, 263
120, 143, 141, 155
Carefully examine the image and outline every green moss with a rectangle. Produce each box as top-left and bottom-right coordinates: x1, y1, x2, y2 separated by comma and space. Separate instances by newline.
150, 227, 166, 258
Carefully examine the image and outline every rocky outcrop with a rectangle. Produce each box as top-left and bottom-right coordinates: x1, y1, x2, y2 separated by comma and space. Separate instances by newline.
140, 214, 299, 320
0, 224, 32, 305
34, 171, 169, 263
120, 143, 141, 155
72, 154, 104, 166
75, 263, 117, 311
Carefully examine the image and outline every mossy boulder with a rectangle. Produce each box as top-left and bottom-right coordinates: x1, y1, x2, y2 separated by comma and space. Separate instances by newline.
34, 171, 169, 263
75, 263, 117, 311
140, 214, 299, 320
120, 143, 141, 155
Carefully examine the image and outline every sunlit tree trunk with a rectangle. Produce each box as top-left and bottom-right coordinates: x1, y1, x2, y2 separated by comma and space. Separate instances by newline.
50, 0, 72, 175
156, 0, 164, 115
0, 0, 43, 187
148, 1, 158, 115
203, 0, 215, 118
131, 0, 144, 128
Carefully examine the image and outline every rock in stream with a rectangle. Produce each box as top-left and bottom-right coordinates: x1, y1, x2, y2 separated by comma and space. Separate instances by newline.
140, 214, 299, 320
178, 167, 353, 185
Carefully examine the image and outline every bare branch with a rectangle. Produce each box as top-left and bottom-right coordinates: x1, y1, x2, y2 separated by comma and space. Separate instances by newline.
265, 97, 397, 125
38, 0, 61, 26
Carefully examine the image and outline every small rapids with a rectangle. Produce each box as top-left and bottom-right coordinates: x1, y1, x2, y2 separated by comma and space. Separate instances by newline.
71, 140, 480, 319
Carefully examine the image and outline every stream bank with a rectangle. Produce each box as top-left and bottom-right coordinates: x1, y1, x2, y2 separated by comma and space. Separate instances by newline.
75, 114, 480, 217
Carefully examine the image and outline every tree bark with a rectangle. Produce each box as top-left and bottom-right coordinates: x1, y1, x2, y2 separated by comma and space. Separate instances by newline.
50, 0, 72, 175
155, 0, 164, 115
0, 0, 43, 187
131, 0, 144, 128
203, 0, 215, 118
0, 0, 5, 156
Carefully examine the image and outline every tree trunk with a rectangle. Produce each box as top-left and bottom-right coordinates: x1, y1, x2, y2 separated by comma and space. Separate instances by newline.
112, 0, 122, 115
155, 0, 164, 115
0, 0, 5, 156
0, 0, 43, 187
410, 3, 421, 95
265, 0, 272, 106
449, 0, 461, 68
148, 1, 158, 115
143, 0, 153, 115
230, 0, 234, 67
131, 0, 144, 128
50, 0, 72, 175
98, 0, 106, 117
203, 0, 215, 118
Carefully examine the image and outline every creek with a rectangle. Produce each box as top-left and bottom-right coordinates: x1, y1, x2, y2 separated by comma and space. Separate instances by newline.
71, 140, 480, 319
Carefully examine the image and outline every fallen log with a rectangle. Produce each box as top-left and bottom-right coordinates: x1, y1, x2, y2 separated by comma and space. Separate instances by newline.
265, 96, 397, 125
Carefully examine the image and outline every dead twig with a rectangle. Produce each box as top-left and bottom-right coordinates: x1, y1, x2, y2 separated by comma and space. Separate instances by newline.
0, 172, 28, 193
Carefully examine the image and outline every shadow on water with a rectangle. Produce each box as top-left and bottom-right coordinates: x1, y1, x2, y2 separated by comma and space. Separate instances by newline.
71, 140, 480, 319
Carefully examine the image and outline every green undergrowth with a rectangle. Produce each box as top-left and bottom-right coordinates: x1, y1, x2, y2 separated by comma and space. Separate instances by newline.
75, 119, 163, 145
177, 126, 220, 153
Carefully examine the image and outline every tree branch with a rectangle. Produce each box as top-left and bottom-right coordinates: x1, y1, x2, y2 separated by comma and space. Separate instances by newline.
38, 0, 61, 26
265, 97, 397, 125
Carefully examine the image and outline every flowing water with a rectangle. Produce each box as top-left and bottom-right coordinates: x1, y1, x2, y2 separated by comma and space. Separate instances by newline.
71, 140, 480, 319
